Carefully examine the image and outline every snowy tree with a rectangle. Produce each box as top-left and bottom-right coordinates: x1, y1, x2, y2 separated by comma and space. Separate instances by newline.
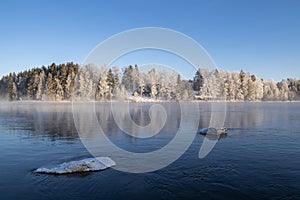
121, 65, 134, 92
254, 78, 264, 101
263, 80, 280, 101
183, 81, 193, 100
114, 84, 127, 101
239, 70, 250, 100
198, 69, 211, 100
106, 68, 115, 94
55, 78, 64, 101
157, 70, 172, 100
210, 69, 224, 99
95, 66, 109, 101
27, 70, 40, 100
1, 62, 300, 102
246, 75, 256, 101
75, 65, 98, 100
151, 84, 158, 99
65, 71, 75, 100
7, 73, 18, 101
132, 65, 141, 92
36, 70, 45, 100
193, 69, 203, 93
175, 74, 183, 101
147, 68, 159, 99
224, 72, 235, 101
112, 66, 120, 91
46, 73, 56, 101
278, 80, 290, 101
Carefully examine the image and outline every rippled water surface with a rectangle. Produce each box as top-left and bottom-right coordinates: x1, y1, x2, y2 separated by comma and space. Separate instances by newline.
0, 102, 299, 200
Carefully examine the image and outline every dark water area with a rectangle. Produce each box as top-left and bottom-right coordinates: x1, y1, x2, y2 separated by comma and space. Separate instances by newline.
0, 102, 299, 200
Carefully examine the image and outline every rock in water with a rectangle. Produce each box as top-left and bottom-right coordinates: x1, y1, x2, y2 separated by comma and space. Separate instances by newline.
198, 127, 228, 135
35, 157, 116, 174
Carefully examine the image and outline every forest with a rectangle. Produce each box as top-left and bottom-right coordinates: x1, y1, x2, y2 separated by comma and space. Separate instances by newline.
0, 62, 299, 101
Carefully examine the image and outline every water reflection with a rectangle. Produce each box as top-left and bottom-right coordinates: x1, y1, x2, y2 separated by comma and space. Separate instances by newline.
96, 102, 181, 139
204, 132, 228, 140
225, 103, 264, 128
0, 102, 77, 141
0, 102, 280, 143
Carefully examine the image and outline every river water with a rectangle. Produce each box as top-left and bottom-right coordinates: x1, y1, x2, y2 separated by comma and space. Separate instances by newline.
0, 102, 299, 200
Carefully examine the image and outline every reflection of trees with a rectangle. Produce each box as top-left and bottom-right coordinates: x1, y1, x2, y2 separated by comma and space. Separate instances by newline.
224, 103, 264, 128
198, 102, 265, 130
0, 102, 77, 141
95, 102, 181, 139
2, 102, 270, 144
202, 132, 228, 141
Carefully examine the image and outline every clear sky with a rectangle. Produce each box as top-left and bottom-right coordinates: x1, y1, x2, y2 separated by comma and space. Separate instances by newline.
0, 0, 299, 81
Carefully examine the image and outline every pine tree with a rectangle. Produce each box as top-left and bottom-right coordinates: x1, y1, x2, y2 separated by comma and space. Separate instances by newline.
106, 68, 115, 94
193, 69, 203, 93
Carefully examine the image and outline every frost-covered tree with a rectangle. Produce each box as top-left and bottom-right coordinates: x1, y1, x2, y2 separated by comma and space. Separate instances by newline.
198, 69, 211, 100
183, 81, 193, 100
65, 71, 75, 100
278, 80, 290, 101
27, 70, 40, 100
46, 73, 56, 101
239, 70, 249, 100
210, 69, 225, 99
224, 72, 235, 101
114, 84, 127, 101
175, 74, 183, 101
157, 70, 172, 100
7, 73, 18, 101
121, 65, 141, 93
254, 77, 264, 101
1, 63, 300, 102
55, 77, 64, 101
75, 65, 98, 100
193, 69, 203, 93
246, 75, 256, 101
113, 66, 120, 90
36, 70, 45, 100
263, 80, 280, 101
106, 68, 114, 92
95, 66, 109, 101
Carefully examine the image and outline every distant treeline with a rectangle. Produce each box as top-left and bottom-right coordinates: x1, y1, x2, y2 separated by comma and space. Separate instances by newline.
0, 62, 299, 101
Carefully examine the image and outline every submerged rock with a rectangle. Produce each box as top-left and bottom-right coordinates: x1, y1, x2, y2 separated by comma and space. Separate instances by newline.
35, 157, 115, 174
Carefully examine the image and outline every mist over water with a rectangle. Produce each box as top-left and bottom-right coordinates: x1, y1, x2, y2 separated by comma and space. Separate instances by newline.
0, 102, 299, 199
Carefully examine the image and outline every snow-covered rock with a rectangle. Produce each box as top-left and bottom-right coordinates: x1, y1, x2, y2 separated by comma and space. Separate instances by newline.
198, 127, 228, 135
35, 157, 115, 174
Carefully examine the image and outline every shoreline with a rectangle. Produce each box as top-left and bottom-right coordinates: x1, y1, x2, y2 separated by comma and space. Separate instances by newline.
1, 100, 300, 104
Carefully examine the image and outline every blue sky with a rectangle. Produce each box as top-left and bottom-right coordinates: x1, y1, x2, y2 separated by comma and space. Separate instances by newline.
0, 0, 299, 81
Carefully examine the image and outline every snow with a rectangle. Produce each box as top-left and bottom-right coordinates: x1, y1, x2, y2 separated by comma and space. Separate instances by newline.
127, 96, 163, 102
198, 127, 228, 135
35, 157, 115, 174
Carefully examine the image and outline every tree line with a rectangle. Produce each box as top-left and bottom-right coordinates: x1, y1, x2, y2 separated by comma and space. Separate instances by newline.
193, 69, 300, 101
0, 63, 299, 101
